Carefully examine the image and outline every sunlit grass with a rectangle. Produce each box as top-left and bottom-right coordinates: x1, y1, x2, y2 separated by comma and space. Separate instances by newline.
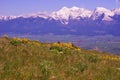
0, 37, 120, 80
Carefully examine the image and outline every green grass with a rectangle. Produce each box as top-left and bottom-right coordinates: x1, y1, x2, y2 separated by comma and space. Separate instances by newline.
0, 37, 120, 80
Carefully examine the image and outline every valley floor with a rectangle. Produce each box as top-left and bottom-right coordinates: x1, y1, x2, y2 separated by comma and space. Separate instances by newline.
3, 34, 120, 54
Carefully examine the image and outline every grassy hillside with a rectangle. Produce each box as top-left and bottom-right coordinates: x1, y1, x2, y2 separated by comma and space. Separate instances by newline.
0, 37, 120, 80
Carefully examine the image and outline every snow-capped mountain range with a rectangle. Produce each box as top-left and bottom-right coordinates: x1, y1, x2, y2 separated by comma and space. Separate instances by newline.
91, 7, 114, 21
0, 6, 120, 24
51, 7, 92, 24
0, 7, 120, 36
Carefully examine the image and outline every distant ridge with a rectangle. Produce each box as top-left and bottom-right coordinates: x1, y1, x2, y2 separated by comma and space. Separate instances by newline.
0, 7, 120, 36
0, 7, 120, 24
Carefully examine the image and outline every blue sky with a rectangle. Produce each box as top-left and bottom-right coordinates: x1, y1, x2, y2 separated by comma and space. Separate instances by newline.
0, 0, 119, 16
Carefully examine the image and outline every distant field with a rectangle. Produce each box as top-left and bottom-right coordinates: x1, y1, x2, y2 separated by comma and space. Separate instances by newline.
1, 34, 120, 54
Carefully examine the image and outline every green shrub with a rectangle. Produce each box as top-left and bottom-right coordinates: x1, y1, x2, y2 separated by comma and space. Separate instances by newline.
50, 46, 63, 52
10, 40, 22, 46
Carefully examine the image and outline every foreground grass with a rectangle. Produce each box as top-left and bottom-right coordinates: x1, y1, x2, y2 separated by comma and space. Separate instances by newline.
0, 37, 120, 80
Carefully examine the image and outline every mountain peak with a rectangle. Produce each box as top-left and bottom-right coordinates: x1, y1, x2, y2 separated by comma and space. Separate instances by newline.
60, 6, 69, 11
112, 8, 120, 14
0, 7, 120, 24
91, 7, 114, 21
70, 6, 79, 10
22, 12, 49, 19
51, 6, 92, 24
95, 7, 108, 11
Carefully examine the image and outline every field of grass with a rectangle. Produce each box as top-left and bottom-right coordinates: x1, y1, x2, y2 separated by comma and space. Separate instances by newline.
0, 36, 120, 80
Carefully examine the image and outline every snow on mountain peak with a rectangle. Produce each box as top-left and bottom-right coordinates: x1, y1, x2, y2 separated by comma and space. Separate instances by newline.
0, 16, 17, 20
91, 7, 114, 21
70, 6, 80, 10
61, 6, 69, 10
70, 7, 92, 18
51, 6, 92, 24
22, 12, 49, 19
95, 7, 108, 11
0, 7, 120, 24
0, 12, 50, 21
112, 8, 120, 15
51, 7, 70, 21
95, 7, 114, 15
